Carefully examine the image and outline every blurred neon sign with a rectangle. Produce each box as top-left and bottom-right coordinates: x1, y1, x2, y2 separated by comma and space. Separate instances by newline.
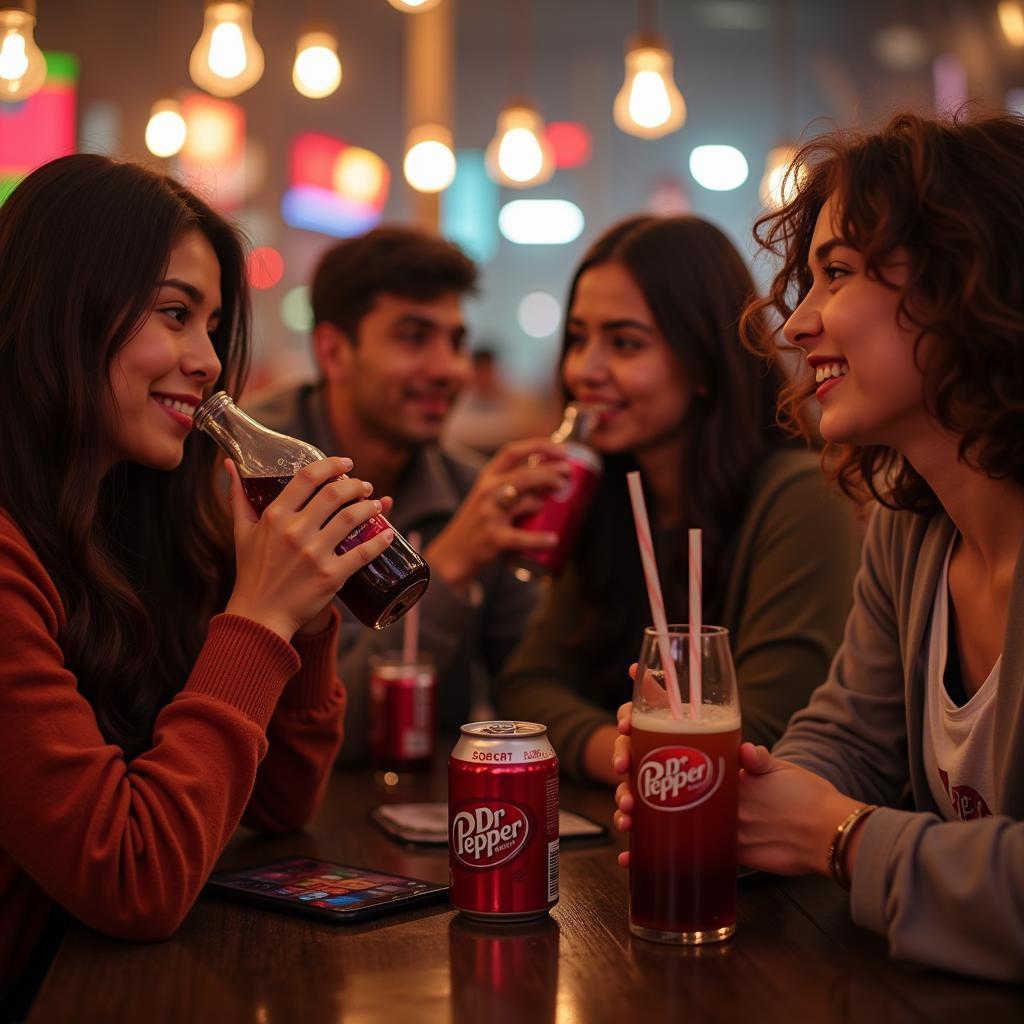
0, 51, 77, 204
282, 132, 389, 237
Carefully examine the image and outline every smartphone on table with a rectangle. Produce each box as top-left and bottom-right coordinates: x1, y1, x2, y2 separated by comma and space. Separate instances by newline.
204, 857, 448, 924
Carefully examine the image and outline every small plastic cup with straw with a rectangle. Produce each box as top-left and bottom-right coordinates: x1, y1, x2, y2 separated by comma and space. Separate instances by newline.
370, 530, 435, 784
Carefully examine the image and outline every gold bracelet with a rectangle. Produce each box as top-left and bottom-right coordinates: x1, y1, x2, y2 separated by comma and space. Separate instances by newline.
827, 804, 877, 890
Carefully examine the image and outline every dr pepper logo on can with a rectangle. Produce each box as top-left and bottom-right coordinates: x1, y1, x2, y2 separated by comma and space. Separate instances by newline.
637, 746, 725, 811
450, 801, 531, 868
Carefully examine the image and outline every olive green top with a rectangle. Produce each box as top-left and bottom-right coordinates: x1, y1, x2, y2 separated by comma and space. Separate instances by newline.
496, 448, 863, 779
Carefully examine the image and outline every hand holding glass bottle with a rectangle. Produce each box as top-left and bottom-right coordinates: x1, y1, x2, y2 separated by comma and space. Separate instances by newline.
222, 456, 394, 642
195, 392, 430, 631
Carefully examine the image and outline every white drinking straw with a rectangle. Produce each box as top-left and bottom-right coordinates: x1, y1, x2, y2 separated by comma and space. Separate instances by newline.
402, 530, 422, 666
689, 528, 703, 721
626, 472, 685, 721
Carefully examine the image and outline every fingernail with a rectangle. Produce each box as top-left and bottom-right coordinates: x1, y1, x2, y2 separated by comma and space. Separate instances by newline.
373, 500, 382, 512
382, 528, 395, 543
341, 457, 354, 470
363, 480, 373, 493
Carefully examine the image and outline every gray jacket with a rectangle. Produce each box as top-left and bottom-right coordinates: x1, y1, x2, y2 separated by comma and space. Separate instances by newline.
245, 382, 539, 761
775, 506, 1024, 981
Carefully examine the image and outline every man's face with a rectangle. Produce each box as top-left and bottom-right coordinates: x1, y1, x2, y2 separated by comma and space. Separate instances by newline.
330, 291, 471, 447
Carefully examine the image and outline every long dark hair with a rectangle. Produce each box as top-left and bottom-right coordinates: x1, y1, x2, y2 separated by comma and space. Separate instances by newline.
563, 215, 791, 669
741, 111, 1024, 512
0, 155, 250, 758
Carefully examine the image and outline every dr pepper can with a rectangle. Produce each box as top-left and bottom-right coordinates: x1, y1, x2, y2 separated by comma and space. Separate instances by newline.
448, 721, 559, 921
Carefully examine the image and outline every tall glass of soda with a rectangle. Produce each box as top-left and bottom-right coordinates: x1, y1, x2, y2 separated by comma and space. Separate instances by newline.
629, 624, 740, 944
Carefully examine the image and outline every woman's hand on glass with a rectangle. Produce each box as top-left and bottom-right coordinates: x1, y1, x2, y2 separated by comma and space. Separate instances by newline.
611, 674, 860, 878
611, 662, 651, 867
612, 698, 634, 869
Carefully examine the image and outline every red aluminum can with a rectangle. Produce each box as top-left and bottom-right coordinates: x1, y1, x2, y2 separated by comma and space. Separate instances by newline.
512, 442, 601, 581
369, 655, 436, 772
448, 721, 559, 921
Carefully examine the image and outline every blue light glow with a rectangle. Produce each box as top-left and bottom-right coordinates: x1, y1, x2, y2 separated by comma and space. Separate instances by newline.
280, 184, 382, 238
441, 150, 499, 263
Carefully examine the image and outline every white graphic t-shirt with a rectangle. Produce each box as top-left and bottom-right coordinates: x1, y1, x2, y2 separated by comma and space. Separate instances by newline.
922, 540, 1000, 822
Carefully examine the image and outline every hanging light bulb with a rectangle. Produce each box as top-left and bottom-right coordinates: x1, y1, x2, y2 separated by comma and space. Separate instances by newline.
292, 27, 341, 99
403, 124, 456, 193
0, 1, 47, 103
189, 0, 264, 98
759, 144, 806, 208
387, 0, 442, 12
145, 98, 187, 158
613, 33, 686, 140
485, 102, 555, 188
999, 2, 1024, 46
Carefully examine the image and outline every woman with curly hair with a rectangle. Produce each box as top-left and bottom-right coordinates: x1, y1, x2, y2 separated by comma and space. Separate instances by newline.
0, 155, 396, 1014
613, 111, 1024, 980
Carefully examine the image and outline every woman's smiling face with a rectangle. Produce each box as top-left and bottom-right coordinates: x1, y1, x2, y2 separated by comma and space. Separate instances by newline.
561, 260, 693, 457
103, 229, 223, 471
782, 194, 934, 451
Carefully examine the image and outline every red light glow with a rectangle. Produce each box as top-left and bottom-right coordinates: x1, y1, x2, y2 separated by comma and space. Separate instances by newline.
178, 92, 247, 211
247, 246, 284, 289
290, 132, 340, 192
290, 132, 389, 211
181, 94, 244, 164
545, 122, 591, 170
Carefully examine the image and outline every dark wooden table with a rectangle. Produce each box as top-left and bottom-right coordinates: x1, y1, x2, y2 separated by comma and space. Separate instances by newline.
27, 755, 1024, 1023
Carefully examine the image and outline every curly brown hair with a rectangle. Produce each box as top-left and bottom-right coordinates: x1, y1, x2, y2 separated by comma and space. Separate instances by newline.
740, 110, 1024, 513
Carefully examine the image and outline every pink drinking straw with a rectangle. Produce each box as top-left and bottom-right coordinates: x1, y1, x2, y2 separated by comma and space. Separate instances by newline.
402, 530, 422, 666
688, 528, 703, 721
626, 472, 685, 721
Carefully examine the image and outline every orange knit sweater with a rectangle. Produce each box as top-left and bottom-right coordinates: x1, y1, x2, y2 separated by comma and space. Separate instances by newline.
0, 510, 346, 997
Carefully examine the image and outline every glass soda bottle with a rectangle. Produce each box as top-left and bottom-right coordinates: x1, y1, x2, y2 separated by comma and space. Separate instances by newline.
194, 392, 429, 630
511, 403, 601, 581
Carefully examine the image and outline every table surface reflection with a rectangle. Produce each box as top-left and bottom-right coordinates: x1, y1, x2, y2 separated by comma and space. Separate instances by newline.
28, 752, 1024, 1023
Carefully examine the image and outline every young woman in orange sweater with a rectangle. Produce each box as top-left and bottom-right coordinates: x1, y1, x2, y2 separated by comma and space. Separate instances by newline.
0, 155, 395, 1010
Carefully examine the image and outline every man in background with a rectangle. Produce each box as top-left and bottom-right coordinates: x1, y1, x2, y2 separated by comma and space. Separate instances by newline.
443, 347, 560, 456
246, 227, 568, 760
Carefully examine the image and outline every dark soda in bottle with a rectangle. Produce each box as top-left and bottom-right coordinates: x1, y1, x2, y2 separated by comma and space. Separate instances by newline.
194, 391, 429, 629
511, 403, 601, 581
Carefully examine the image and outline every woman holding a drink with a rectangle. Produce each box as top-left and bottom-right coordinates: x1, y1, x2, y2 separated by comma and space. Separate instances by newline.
0, 156, 393, 1011
497, 214, 861, 784
615, 112, 1024, 981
